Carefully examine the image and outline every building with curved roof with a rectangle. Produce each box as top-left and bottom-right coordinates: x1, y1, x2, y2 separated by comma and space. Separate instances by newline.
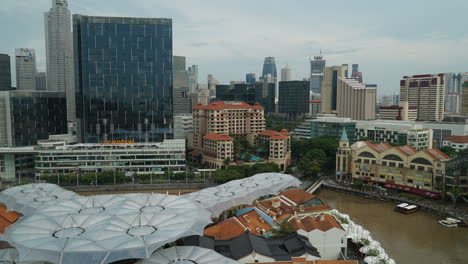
135, 246, 239, 264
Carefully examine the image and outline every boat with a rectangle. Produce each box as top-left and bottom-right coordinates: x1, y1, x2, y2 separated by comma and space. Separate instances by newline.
394, 203, 419, 214
438, 218, 461, 228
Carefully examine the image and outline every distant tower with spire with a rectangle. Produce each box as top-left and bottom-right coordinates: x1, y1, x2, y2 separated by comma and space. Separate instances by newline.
336, 128, 352, 181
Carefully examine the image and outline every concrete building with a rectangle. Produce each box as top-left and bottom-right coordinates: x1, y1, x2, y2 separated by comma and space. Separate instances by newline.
393, 92, 400, 105
73, 15, 173, 143
15, 48, 36, 90
190, 88, 210, 108
216, 82, 275, 113
379, 95, 393, 107
400, 74, 445, 121
187, 64, 198, 93
246, 73, 256, 84
278, 81, 310, 117
173, 114, 193, 139
336, 78, 376, 120
208, 74, 219, 97
34, 139, 185, 178
45, 0, 75, 123
321, 66, 347, 114
35, 72, 47, 91
379, 103, 417, 121
0, 54, 11, 91
281, 64, 292, 82
290, 213, 347, 260
310, 56, 326, 94
461, 81, 468, 115
444, 72, 468, 113
309, 100, 322, 118
292, 119, 314, 140
336, 140, 449, 193
407, 126, 433, 151
442, 136, 468, 150
0, 90, 67, 147
173, 56, 191, 115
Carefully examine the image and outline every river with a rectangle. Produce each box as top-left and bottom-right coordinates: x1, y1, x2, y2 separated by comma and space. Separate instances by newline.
316, 189, 468, 264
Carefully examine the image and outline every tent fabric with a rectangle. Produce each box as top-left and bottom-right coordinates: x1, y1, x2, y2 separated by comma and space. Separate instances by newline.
135, 246, 239, 264
184, 173, 302, 216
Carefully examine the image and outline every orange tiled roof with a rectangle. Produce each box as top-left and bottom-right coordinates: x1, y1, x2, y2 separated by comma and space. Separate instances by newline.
193, 101, 264, 110
364, 141, 392, 153
270, 133, 288, 140
203, 133, 234, 141
395, 145, 418, 156
443, 136, 468, 144
424, 148, 449, 160
0, 205, 21, 234
259, 129, 290, 137
280, 189, 316, 204
204, 210, 273, 239
289, 213, 344, 232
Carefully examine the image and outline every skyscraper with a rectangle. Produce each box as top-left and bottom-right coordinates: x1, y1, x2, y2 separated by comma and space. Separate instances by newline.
336, 78, 376, 120
15, 48, 36, 90
246, 73, 256, 84
35, 72, 47, 91
321, 65, 347, 114
342, 64, 349, 78
0, 54, 11, 91
278, 81, 310, 116
173, 56, 190, 115
281, 64, 292, 82
310, 56, 326, 94
445, 72, 468, 113
261, 57, 277, 81
400, 74, 445, 121
187, 65, 198, 93
44, 0, 75, 123
393, 92, 400, 105
208, 74, 218, 97
352, 64, 359, 74
73, 15, 173, 143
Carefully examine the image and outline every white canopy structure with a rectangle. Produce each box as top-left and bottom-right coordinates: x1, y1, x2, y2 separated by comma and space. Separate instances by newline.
0, 247, 49, 264
0, 183, 79, 215
2, 193, 212, 264
135, 246, 239, 264
184, 173, 302, 216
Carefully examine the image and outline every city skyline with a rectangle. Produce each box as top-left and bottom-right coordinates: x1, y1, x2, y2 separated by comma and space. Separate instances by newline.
0, 0, 468, 95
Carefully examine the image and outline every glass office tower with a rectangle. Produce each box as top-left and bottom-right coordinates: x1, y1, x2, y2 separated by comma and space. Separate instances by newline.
73, 15, 173, 143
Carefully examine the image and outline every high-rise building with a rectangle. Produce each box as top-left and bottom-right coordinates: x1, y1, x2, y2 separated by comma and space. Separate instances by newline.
310, 56, 326, 94
281, 64, 292, 82
0, 54, 11, 91
393, 92, 400, 105
173, 114, 193, 139
278, 81, 309, 116
35, 72, 47, 91
208, 74, 218, 97
44, 0, 75, 122
215, 82, 275, 113
445, 72, 468, 113
379, 95, 393, 107
187, 64, 198, 93
400, 74, 445, 121
321, 65, 347, 114
461, 81, 468, 115
261, 57, 277, 82
342, 64, 349, 78
0, 90, 67, 147
336, 78, 376, 120
352, 64, 359, 74
190, 88, 210, 107
15, 48, 36, 91
73, 15, 173, 143
173, 56, 190, 115
246, 73, 256, 84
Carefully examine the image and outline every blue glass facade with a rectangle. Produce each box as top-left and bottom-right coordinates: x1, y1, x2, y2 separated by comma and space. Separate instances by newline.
73, 15, 173, 143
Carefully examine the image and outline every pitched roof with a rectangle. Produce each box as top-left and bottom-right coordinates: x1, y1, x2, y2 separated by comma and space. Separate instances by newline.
443, 135, 468, 144
423, 149, 449, 160
289, 214, 345, 232
364, 141, 392, 153
395, 145, 418, 156
340, 128, 349, 142
279, 189, 316, 205
270, 133, 288, 140
193, 101, 264, 110
0, 205, 21, 234
203, 133, 234, 141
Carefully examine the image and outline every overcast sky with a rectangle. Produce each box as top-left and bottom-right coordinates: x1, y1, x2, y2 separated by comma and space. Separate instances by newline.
1, 0, 467, 95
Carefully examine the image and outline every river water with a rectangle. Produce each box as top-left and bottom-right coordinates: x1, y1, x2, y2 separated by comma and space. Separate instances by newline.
316, 189, 468, 264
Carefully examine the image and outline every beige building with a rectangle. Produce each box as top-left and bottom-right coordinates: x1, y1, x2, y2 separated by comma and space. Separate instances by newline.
407, 126, 433, 151
400, 74, 445, 121
336, 78, 376, 120
336, 135, 449, 193
189, 101, 290, 169
379, 102, 417, 121
321, 65, 347, 114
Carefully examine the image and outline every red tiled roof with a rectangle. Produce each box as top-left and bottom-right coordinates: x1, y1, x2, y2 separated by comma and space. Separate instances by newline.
203, 133, 234, 141
270, 133, 288, 140
0, 205, 21, 234
259, 129, 291, 138
364, 141, 392, 153
423, 149, 449, 160
279, 189, 316, 205
193, 101, 264, 110
395, 145, 418, 156
204, 210, 272, 239
289, 213, 344, 232
443, 136, 468, 144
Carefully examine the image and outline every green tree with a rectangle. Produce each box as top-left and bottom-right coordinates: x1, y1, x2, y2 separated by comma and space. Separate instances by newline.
270, 220, 296, 238
449, 188, 465, 205
213, 169, 244, 183
297, 158, 321, 178
439, 146, 457, 158
304, 148, 326, 161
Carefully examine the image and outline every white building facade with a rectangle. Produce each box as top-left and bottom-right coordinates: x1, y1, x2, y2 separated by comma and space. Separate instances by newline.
15, 48, 36, 90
